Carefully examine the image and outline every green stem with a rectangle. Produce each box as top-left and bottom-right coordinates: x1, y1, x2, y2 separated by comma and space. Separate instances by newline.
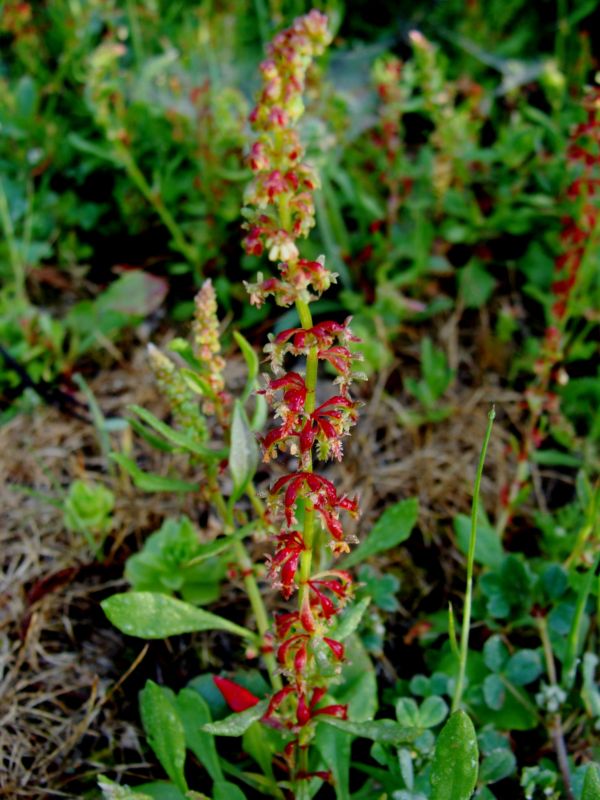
555, 0, 569, 70
452, 406, 495, 713
126, 0, 145, 66
537, 615, 574, 800
116, 145, 199, 269
245, 481, 266, 519
211, 474, 281, 690
498, 674, 543, 722
295, 299, 318, 620
0, 177, 27, 303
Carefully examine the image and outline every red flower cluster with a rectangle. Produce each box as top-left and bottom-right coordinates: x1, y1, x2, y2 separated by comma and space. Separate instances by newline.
241, 10, 334, 305
236, 11, 364, 785
268, 472, 358, 553
551, 88, 600, 323
498, 88, 600, 533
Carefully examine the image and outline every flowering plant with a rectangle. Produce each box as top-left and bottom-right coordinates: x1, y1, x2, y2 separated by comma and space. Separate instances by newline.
99, 12, 502, 800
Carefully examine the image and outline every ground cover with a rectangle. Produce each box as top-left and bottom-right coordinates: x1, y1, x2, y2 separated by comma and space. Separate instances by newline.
1, 3, 599, 799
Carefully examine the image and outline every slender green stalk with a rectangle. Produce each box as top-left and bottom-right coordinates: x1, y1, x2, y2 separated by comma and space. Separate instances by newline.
452, 406, 495, 713
0, 177, 27, 302
537, 615, 574, 800
210, 473, 282, 690
555, 0, 569, 70
116, 145, 199, 268
253, 0, 270, 48
245, 481, 266, 519
126, 0, 145, 65
295, 299, 318, 623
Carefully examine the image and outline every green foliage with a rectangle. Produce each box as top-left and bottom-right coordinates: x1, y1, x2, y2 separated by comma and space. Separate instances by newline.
63, 478, 114, 551
124, 516, 228, 604
342, 497, 418, 568
202, 702, 269, 736
101, 592, 253, 640
430, 711, 479, 800
6, 4, 600, 798
140, 681, 188, 793
229, 400, 259, 502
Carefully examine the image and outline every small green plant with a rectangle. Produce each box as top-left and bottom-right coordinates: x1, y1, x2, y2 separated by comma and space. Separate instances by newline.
64, 479, 115, 555
401, 337, 455, 425
124, 516, 228, 605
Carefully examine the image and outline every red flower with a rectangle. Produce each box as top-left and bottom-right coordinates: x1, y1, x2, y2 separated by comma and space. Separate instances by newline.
269, 471, 358, 544
213, 676, 261, 712
267, 530, 305, 598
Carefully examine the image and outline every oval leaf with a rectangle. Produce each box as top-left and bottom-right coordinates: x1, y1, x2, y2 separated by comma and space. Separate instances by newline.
505, 650, 543, 686
229, 400, 259, 499
140, 680, 188, 793
431, 710, 479, 800
420, 696, 449, 728
102, 592, 253, 639
201, 699, 268, 736
341, 497, 418, 568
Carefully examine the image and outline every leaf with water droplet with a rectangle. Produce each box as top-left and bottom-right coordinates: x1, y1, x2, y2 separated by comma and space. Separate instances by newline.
140, 680, 188, 793
102, 592, 253, 640
430, 710, 479, 800
201, 700, 268, 736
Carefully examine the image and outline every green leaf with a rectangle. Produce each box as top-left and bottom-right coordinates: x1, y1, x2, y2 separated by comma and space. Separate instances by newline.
479, 749, 516, 784
180, 369, 216, 400
111, 454, 197, 493
341, 497, 418, 568
419, 696, 449, 728
430, 710, 479, 800
129, 406, 221, 461
233, 331, 259, 403
532, 449, 582, 467
336, 636, 377, 721
454, 514, 503, 569
140, 681, 188, 793
201, 700, 268, 736
483, 674, 505, 711
129, 418, 178, 452
314, 724, 351, 800
95, 271, 168, 318
213, 782, 248, 800
134, 782, 189, 800
229, 400, 259, 500
320, 717, 417, 744
98, 777, 153, 800
541, 564, 568, 601
395, 698, 421, 727
242, 722, 278, 785
175, 689, 223, 782
505, 650, 543, 686
483, 635, 509, 673
102, 592, 253, 639
328, 597, 371, 641
69, 132, 121, 164
582, 764, 600, 800
458, 260, 496, 309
